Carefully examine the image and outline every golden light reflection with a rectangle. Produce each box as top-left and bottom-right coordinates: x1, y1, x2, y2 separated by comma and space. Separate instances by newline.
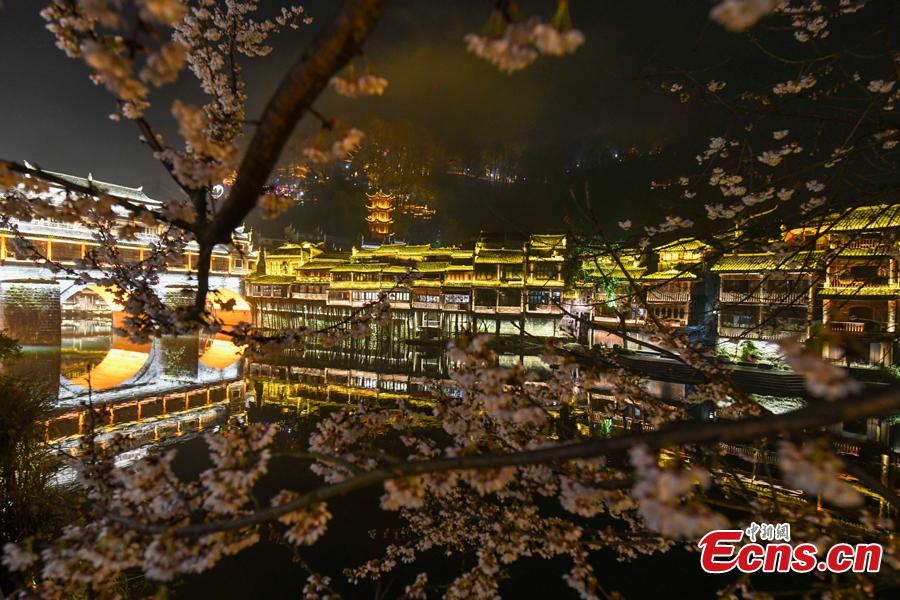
67, 348, 150, 390
199, 337, 243, 369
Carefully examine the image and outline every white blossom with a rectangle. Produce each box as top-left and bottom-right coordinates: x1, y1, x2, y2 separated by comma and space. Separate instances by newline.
710, 0, 780, 32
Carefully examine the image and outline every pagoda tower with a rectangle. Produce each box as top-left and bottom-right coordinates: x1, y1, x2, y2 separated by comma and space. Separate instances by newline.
365, 190, 395, 242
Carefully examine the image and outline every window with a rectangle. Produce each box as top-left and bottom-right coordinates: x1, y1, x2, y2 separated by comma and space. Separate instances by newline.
531, 263, 559, 280
474, 289, 496, 306
528, 290, 550, 309
212, 256, 229, 272
498, 289, 521, 307
722, 278, 752, 293
500, 266, 523, 281
474, 265, 495, 281
849, 305, 874, 320
849, 265, 882, 282
444, 293, 469, 304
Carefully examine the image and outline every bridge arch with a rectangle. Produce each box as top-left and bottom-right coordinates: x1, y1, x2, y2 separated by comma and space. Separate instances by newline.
60, 283, 125, 311
199, 288, 249, 370
60, 284, 152, 390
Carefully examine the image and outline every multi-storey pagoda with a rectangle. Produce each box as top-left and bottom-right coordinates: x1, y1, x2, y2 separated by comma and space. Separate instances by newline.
365, 190, 395, 242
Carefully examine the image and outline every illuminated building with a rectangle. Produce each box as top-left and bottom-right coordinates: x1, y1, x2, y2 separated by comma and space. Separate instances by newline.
365, 190, 396, 242
247, 233, 569, 338
401, 202, 437, 220
0, 169, 253, 406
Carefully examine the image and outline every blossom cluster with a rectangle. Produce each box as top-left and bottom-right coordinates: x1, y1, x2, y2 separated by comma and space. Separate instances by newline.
464, 2, 585, 74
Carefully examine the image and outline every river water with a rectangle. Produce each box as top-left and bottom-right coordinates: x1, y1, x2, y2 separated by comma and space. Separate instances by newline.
8, 308, 771, 598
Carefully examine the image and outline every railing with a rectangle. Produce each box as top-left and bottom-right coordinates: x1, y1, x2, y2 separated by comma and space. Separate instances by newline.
720, 443, 777, 465
828, 277, 890, 287
721, 440, 861, 464
526, 304, 562, 313
832, 440, 861, 457
846, 238, 883, 249
291, 292, 327, 301
646, 290, 690, 303
496, 305, 522, 314
828, 321, 864, 333
593, 315, 642, 325
442, 302, 470, 311
717, 325, 799, 341
411, 301, 440, 310
719, 290, 807, 305
826, 320, 887, 333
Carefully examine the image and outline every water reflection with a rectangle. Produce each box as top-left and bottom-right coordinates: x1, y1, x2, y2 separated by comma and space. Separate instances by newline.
27, 304, 561, 461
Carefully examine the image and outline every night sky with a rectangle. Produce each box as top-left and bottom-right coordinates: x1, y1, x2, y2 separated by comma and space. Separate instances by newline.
0, 1, 773, 240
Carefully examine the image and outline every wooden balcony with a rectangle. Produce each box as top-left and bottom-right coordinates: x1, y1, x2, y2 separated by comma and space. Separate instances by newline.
473, 305, 496, 314
717, 325, 802, 341
719, 290, 808, 305
646, 290, 690, 303
291, 292, 327, 301
496, 305, 523, 314
442, 301, 470, 312
526, 304, 562, 314
828, 277, 890, 288
593, 315, 642, 326
411, 301, 440, 310
826, 320, 889, 334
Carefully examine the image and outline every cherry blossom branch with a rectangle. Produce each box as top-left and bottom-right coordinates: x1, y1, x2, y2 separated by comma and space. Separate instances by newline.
0, 159, 196, 232
207, 0, 386, 246
107, 383, 900, 537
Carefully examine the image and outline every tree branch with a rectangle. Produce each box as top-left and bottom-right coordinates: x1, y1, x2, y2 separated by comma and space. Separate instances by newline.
1, 159, 196, 232
108, 383, 900, 537
206, 0, 386, 245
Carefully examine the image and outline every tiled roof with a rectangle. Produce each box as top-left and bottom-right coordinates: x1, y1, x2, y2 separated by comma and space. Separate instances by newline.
581, 256, 645, 280
294, 259, 348, 270
331, 263, 385, 273
475, 250, 524, 263
826, 204, 900, 231
834, 246, 899, 257
819, 286, 900, 298
249, 274, 295, 284
655, 237, 708, 252
710, 252, 821, 272
44, 170, 160, 206
640, 268, 697, 280
413, 261, 450, 273
529, 234, 566, 250
268, 247, 310, 257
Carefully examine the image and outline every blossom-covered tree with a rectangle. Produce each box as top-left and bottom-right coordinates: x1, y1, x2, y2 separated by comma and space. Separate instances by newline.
2, 1, 900, 598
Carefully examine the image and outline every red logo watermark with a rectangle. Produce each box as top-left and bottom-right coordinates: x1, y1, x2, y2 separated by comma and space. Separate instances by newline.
698, 524, 882, 574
